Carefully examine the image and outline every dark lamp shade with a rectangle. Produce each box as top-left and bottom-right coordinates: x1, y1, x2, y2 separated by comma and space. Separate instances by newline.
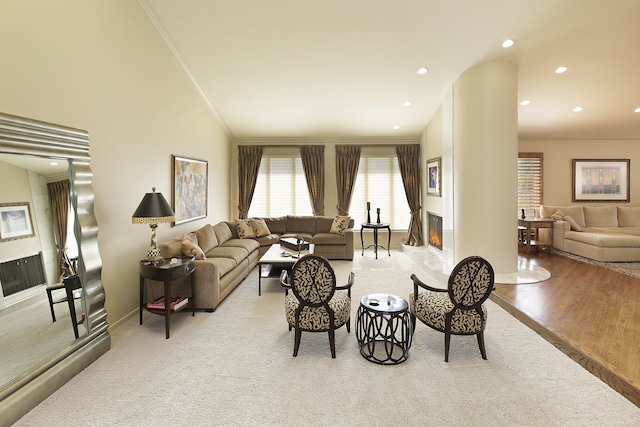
132, 190, 175, 225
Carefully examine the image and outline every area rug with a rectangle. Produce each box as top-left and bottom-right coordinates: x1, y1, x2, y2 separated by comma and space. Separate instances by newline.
14, 250, 640, 426
553, 249, 640, 279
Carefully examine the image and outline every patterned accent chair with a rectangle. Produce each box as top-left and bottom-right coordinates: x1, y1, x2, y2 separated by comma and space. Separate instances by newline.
280, 254, 355, 358
409, 256, 494, 362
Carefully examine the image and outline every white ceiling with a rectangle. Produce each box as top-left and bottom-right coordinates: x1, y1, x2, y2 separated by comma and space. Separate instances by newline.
144, 0, 639, 141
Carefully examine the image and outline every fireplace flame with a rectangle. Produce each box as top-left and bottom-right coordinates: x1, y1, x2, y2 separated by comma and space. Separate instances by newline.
429, 228, 441, 247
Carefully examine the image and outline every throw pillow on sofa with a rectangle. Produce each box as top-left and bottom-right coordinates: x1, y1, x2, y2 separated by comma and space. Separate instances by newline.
235, 218, 256, 238
330, 215, 351, 235
194, 224, 219, 252
552, 209, 582, 231
181, 234, 206, 260
250, 218, 271, 237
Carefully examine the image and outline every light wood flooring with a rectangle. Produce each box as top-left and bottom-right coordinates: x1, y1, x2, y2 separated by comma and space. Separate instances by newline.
491, 247, 640, 408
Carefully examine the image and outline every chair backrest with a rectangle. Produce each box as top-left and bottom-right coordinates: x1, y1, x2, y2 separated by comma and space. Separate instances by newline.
289, 254, 336, 307
448, 256, 494, 309
63, 274, 82, 291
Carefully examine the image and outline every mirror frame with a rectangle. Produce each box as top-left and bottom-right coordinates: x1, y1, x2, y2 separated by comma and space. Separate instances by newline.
0, 112, 110, 424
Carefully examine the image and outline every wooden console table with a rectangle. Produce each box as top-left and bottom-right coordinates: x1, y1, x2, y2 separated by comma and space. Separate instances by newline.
518, 218, 554, 253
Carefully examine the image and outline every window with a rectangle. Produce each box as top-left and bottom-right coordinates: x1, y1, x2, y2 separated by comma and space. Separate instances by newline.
249, 154, 313, 217
351, 150, 410, 230
518, 153, 543, 217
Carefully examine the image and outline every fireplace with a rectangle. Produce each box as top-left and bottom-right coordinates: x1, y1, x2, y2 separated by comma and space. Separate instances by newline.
428, 212, 443, 251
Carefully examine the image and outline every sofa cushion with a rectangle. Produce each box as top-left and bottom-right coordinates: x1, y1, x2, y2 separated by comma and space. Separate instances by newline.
181, 233, 206, 260
286, 215, 316, 234
206, 257, 238, 277
250, 217, 271, 237
255, 234, 280, 247
206, 246, 248, 265
264, 216, 287, 234
218, 221, 236, 241
313, 232, 347, 245
566, 229, 640, 247
584, 206, 618, 227
235, 218, 256, 238
329, 215, 351, 235
617, 207, 640, 227
221, 237, 260, 253
194, 224, 218, 253
316, 216, 334, 233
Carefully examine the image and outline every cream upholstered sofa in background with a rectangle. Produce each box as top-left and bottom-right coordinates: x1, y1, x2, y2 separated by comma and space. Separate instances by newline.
540, 204, 640, 262
157, 215, 354, 311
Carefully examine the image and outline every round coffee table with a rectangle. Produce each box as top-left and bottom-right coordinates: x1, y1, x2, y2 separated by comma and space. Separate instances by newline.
355, 293, 413, 365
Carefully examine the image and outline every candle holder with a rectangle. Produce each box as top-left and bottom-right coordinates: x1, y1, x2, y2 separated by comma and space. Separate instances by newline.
367, 202, 371, 223
376, 208, 381, 224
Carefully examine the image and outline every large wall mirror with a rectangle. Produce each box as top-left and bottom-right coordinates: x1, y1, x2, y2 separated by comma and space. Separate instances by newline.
0, 113, 110, 425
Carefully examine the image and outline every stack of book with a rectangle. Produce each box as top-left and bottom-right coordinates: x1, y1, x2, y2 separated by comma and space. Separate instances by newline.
146, 296, 189, 312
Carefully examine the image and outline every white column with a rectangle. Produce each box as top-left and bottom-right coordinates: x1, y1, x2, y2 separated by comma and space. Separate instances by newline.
452, 60, 518, 274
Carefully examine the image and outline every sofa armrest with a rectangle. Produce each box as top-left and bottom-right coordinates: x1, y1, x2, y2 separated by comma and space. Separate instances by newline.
552, 220, 570, 250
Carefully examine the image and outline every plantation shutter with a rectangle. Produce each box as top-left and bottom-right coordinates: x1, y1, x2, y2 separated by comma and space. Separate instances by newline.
518, 153, 543, 218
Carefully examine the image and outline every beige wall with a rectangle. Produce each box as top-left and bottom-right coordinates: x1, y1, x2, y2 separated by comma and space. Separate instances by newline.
0, 1, 231, 326
519, 140, 640, 206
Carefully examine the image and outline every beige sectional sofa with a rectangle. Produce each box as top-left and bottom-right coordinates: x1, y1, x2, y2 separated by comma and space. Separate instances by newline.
157, 215, 354, 311
540, 204, 640, 262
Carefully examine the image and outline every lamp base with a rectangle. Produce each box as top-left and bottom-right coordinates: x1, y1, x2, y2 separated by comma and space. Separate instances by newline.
146, 247, 163, 262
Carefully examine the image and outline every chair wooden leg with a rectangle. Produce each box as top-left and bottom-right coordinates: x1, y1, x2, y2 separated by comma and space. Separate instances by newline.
293, 328, 301, 357
477, 331, 487, 360
410, 313, 416, 333
444, 331, 451, 362
46, 289, 56, 322
346, 317, 350, 333
328, 329, 336, 358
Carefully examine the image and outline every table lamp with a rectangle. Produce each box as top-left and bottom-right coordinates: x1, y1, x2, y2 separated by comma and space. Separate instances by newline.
132, 187, 175, 261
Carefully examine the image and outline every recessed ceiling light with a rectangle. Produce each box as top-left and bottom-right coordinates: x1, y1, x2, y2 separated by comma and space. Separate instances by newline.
502, 39, 515, 48
393, 125, 401, 130
635, 107, 640, 113
573, 106, 584, 112
555, 66, 568, 74
402, 101, 412, 107
519, 100, 531, 106
416, 67, 428, 75
49, 161, 59, 166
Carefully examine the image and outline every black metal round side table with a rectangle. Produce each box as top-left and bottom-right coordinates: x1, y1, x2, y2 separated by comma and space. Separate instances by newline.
355, 293, 413, 365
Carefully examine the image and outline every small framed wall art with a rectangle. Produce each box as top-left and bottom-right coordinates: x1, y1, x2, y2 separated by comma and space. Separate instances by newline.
572, 159, 630, 202
427, 157, 441, 197
0, 203, 35, 241
172, 155, 208, 225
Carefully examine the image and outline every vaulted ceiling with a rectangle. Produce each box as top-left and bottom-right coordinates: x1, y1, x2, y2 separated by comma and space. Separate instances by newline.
142, 0, 640, 141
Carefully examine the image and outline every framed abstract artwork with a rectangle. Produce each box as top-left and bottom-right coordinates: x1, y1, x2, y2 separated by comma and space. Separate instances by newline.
0, 203, 35, 241
427, 157, 441, 197
572, 159, 630, 202
172, 155, 208, 225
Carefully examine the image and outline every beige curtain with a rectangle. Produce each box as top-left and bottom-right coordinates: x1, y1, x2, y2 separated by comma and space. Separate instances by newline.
335, 145, 361, 216
47, 180, 75, 280
397, 145, 424, 246
300, 145, 325, 216
237, 146, 263, 219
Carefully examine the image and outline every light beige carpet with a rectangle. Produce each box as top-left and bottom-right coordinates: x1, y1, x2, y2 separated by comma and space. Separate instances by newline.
14, 250, 640, 426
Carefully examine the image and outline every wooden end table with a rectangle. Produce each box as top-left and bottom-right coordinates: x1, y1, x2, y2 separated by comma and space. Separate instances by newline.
139, 256, 195, 339
518, 218, 554, 253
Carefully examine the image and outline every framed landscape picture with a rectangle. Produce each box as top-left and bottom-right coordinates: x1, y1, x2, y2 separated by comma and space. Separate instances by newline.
427, 157, 441, 197
172, 155, 208, 225
0, 203, 35, 241
572, 159, 630, 202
